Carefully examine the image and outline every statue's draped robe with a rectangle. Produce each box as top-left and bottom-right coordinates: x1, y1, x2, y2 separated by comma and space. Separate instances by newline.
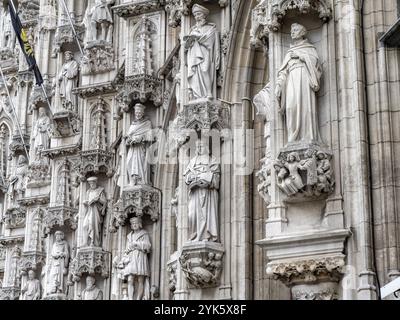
126, 118, 152, 185
31, 115, 51, 160
48, 241, 69, 294
21, 279, 40, 300
277, 39, 322, 143
81, 286, 103, 300
187, 22, 220, 99
8, 164, 28, 199
184, 155, 220, 242
59, 60, 78, 107
82, 187, 107, 247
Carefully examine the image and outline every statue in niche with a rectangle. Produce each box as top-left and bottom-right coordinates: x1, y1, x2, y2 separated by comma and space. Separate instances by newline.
275, 23, 322, 145
117, 217, 151, 300
58, 51, 78, 111
126, 103, 153, 186
7, 155, 28, 200
184, 140, 220, 242
84, 0, 114, 43
80, 275, 103, 300
185, 4, 220, 101
82, 177, 107, 247
21, 270, 41, 300
47, 230, 69, 295
1, 8, 16, 50
31, 107, 51, 163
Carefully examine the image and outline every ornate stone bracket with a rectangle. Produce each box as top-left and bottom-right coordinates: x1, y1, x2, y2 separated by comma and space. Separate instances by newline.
110, 185, 161, 232
112, 0, 164, 18
120, 74, 163, 108
18, 0, 40, 26
250, 0, 332, 48
42, 141, 82, 160
52, 111, 81, 137
81, 41, 115, 75
274, 143, 335, 202
179, 242, 224, 289
19, 251, 46, 275
0, 48, 18, 70
2, 206, 26, 229
69, 247, 111, 282
9, 134, 30, 158
43, 206, 78, 235
75, 149, 114, 181
74, 82, 116, 99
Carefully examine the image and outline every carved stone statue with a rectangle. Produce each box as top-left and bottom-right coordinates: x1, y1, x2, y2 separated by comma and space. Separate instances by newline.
31, 107, 51, 162
185, 4, 220, 101
1, 8, 16, 50
58, 51, 78, 111
7, 155, 28, 200
80, 276, 103, 300
275, 23, 322, 144
82, 177, 107, 247
47, 231, 69, 295
184, 141, 220, 242
126, 104, 153, 186
117, 217, 151, 300
84, 0, 114, 43
21, 270, 41, 300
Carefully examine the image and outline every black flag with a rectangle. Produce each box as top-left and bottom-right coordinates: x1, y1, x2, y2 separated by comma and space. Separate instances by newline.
8, 1, 43, 86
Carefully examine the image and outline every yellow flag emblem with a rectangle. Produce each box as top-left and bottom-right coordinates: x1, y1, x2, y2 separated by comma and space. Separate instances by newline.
20, 29, 33, 57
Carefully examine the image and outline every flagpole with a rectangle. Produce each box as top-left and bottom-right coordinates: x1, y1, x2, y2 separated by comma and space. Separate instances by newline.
40, 83, 55, 118
58, 0, 85, 56
0, 65, 30, 159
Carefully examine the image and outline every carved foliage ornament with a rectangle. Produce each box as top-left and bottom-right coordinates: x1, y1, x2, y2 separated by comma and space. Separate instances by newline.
266, 256, 346, 285
43, 206, 78, 235
69, 248, 110, 282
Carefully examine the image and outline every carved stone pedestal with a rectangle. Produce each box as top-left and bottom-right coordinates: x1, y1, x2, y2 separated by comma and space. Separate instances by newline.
110, 185, 161, 231
69, 247, 111, 282
53, 24, 85, 55
179, 99, 230, 132
259, 229, 350, 300
82, 41, 115, 75
179, 242, 224, 289
122, 74, 163, 107
0, 48, 18, 70
9, 134, 30, 157
52, 111, 81, 137
43, 206, 78, 235
0, 287, 20, 300
43, 293, 67, 300
274, 143, 335, 202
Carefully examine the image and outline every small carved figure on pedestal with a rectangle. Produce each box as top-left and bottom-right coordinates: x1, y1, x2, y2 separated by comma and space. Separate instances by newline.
126, 104, 153, 186
47, 231, 69, 295
117, 217, 151, 300
316, 151, 333, 194
80, 275, 103, 300
7, 155, 28, 201
21, 270, 41, 300
185, 4, 220, 101
31, 107, 51, 163
275, 23, 322, 145
58, 51, 78, 111
82, 177, 107, 247
184, 140, 220, 242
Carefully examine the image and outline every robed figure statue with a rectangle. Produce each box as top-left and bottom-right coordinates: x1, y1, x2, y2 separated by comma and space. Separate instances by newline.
275, 23, 323, 145
82, 177, 107, 247
184, 141, 220, 242
126, 104, 153, 186
185, 4, 220, 101
58, 51, 79, 110
47, 231, 69, 295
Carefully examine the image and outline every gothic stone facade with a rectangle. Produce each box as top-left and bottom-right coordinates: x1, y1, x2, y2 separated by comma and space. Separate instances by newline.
0, 0, 399, 300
